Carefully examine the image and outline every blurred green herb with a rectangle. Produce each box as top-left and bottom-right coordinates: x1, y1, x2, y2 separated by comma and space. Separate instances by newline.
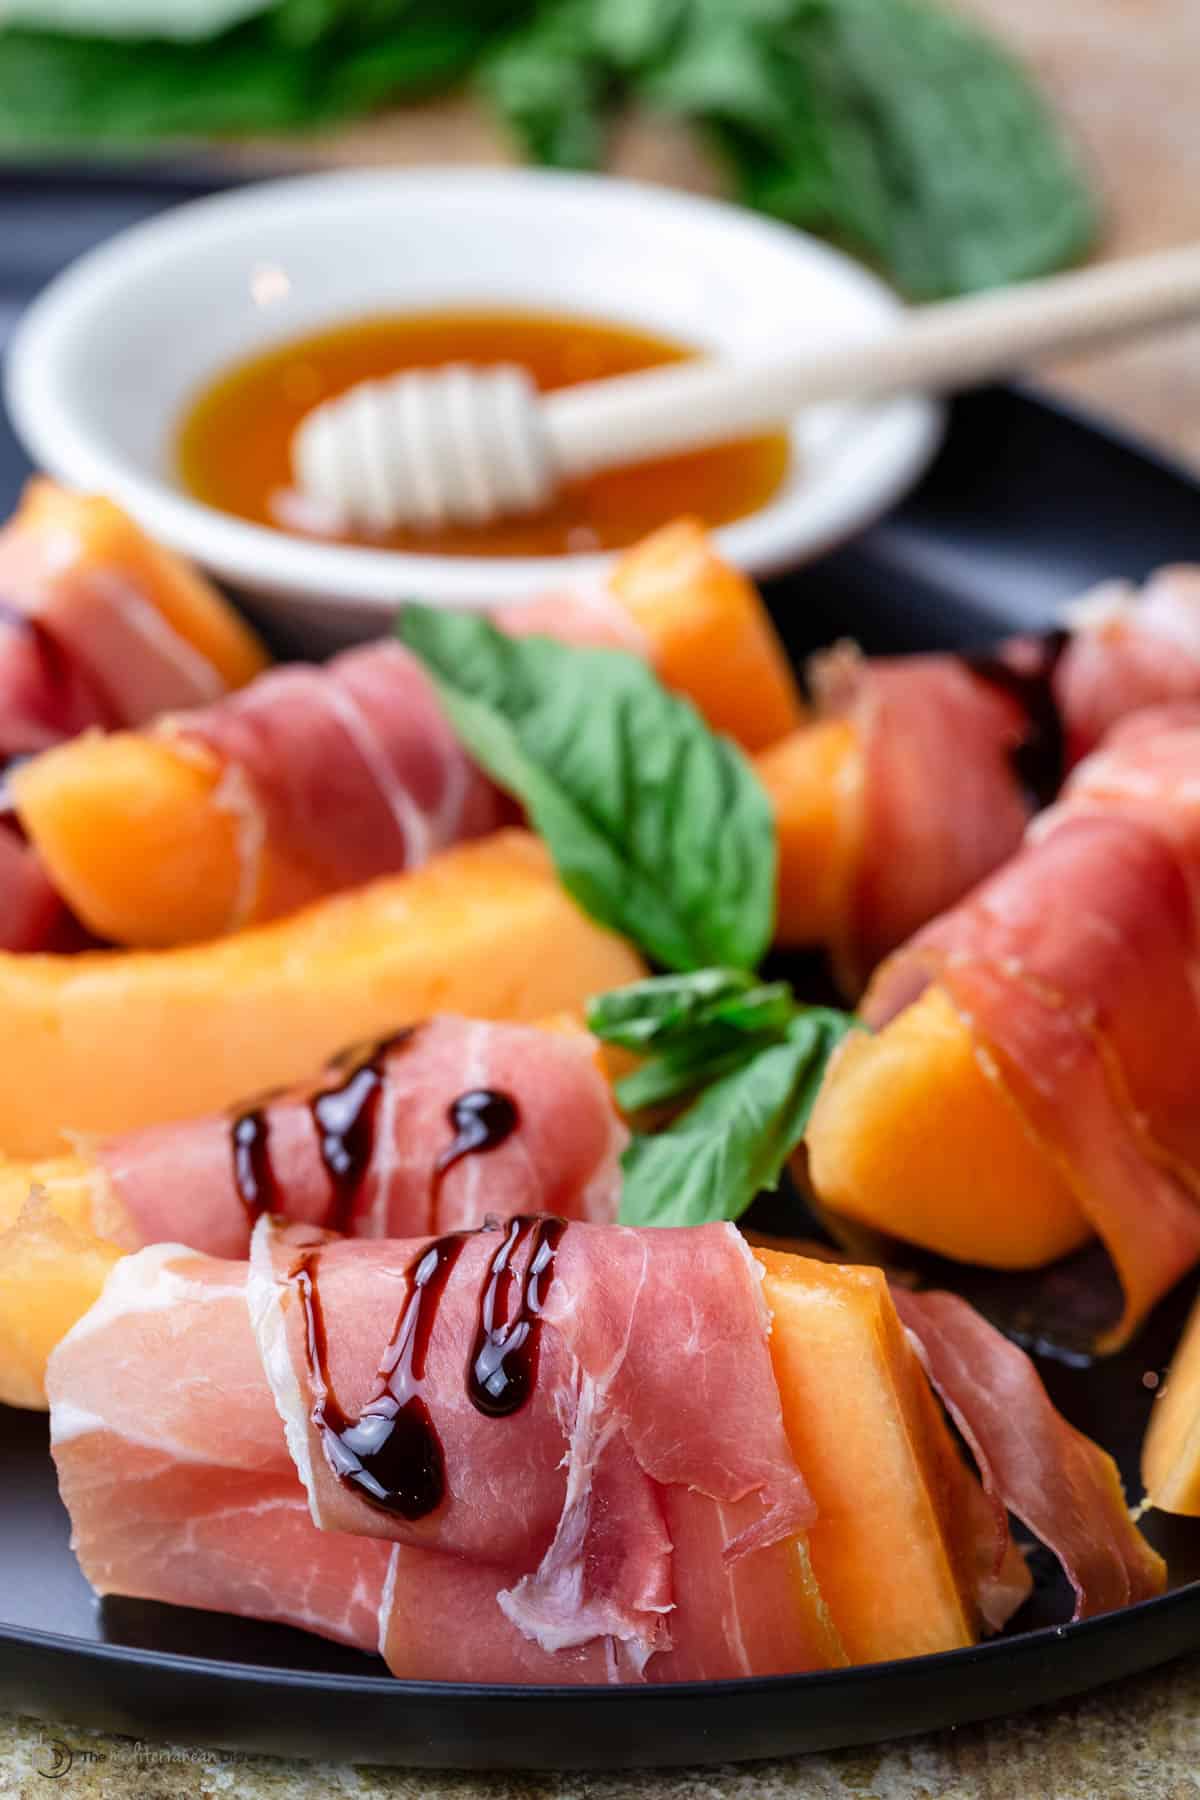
0, 0, 1096, 300
484, 0, 1098, 298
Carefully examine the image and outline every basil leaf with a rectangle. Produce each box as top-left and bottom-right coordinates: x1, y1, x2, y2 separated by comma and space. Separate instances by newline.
399, 606, 776, 972
618, 1008, 853, 1227
614, 1031, 774, 1113
587, 967, 792, 1050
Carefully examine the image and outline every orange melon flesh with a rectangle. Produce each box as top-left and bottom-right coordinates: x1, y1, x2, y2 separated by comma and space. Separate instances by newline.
756, 1249, 995, 1660
609, 519, 806, 751
0, 828, 644, 1158
12, 733, 248, 947
0, 1156, 125, 1412
15, 480, 268, 693
1143, 1289, 1200, 1514
756, 720, 861, 948
806, 984, 1091, 1269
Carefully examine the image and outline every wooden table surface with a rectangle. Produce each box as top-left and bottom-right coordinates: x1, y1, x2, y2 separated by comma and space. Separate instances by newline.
6, 5, 1200, 1795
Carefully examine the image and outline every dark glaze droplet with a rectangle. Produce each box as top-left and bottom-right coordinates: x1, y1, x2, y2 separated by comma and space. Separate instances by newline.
227, 1029, 417, 1230
295, 1233, 466, 1520
310, 1028, 417, 1232
966, 628, 1070, 811
468, 1214, 566, 1417
231, 1109, 280, 1222
433, 1089, 520, 1196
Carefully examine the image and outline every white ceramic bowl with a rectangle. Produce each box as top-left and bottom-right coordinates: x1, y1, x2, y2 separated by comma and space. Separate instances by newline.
4, 167, 941, 644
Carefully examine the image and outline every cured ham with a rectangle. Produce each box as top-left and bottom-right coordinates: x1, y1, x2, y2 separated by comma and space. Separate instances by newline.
0, 481, 269, 951
894, 1289, 1165, 1619
10, 518, 802, 950
0, 827, 90, 954
174, 640, 511, 926
0, 1010, 626, 1407
0, 479, 267, 732
802, 646, 1036, 992
48, 1223, 1160, 1683
1057, 568, 1200, 762
763, 565, 1200, 991
94, 1015, 625, 1257
810, 702, 1200, 1347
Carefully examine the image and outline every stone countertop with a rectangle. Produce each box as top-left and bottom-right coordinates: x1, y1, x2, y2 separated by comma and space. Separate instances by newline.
4, 1649, 1200, 1797
6, 5, 1200, 1794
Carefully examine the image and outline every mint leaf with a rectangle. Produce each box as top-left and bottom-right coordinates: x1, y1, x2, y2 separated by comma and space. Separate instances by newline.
617, 1007, 852, 1227
399, 606, 776, 973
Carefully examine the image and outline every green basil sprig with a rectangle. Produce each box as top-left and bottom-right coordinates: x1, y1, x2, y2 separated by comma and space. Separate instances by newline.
589, 969, 854, 1227
399, 606, 776, 973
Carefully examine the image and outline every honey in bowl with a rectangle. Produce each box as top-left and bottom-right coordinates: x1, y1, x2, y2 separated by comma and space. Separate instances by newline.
177, 308, 791, 558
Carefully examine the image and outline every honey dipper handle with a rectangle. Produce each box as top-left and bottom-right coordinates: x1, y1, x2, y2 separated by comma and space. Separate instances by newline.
542, 242, 1200, 475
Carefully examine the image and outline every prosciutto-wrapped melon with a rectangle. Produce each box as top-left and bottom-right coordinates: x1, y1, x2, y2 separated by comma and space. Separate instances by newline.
807, 703, 1200, 1348
0, 1013, 625, 1408
47, 1221, 1161, 1681
11, 520, 804, 950
0, 478, 267, 732
0, 829, 642, 1160
0, 481, 269, 950
762, 567, 1200, 990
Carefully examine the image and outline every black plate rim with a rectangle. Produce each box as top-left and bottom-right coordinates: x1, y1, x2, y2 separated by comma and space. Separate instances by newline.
3, 1574, 1200, 1704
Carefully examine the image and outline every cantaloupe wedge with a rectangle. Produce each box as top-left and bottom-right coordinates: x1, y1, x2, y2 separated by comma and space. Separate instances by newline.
757, 1249, 1019, 1659
0, 1186, 123, 1410
10, 732, 317, 948
756, 719, 862, 948
610, 519, 806, 751
806, 984, 1091, 1269
0, 829, 643, 1158
12, 479, 268, 694
1143, 1290, 1200, 1514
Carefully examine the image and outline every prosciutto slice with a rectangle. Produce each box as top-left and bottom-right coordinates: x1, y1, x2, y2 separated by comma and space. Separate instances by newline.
0, 482, 269, 951
813, 565, 1200, 987
1057, 569, 1200, 763
48, 1223, 1157, 1683
94, 1016, 624, 1257
895, 1290, 1165, 1618
866, 710, 1200, 1346
173, 642, 510, 914
0, 826, 93, 953
51, 1222, 827, 1683
810, 647, 1033, 989
0, 482, 235, 727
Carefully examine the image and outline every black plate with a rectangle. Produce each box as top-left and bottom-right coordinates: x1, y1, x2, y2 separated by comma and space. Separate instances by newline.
3, 165, 1200, 1769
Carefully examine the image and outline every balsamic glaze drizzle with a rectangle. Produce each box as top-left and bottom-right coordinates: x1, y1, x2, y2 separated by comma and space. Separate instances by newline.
965, 628, 1070, 811
310, 1028, 416, 1231
295, 1234, 465, 1519
469, 1214, 565, 1417
231, 1109, 279, 1221
433, 1090, 520, 1193
227, 1029, 416, 1229
295, 1212, 567, 1518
